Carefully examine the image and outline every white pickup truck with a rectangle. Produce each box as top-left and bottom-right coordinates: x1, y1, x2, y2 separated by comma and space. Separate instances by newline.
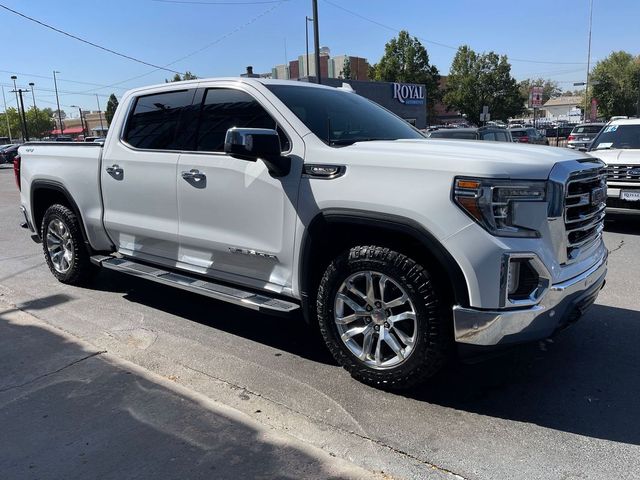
16, 78, 608, 389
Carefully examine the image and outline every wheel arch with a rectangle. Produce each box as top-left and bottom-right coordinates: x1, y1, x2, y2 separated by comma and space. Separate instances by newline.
298, 208, 470, 323
30, 180, 92, 250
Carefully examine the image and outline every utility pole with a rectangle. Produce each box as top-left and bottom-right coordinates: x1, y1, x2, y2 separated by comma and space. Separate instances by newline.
1, 86, 12, 142
96, 94, 105, 136
12, 88, 30, 141
312, 0, 321, 84
584, 0, 593, 122
53, 70, 64, 135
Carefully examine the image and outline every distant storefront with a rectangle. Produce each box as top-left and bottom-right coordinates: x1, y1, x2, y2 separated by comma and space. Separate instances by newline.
303, 77, 428, 129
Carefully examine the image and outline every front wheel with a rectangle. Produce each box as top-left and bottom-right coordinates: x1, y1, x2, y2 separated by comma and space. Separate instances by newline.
317, 246, 451, 390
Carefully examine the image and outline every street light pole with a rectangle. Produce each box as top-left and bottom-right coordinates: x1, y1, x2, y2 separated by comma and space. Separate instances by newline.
13, 88, 30, 141
312, 0, 321, 84
1, 86, 12, 142
28, 82, 37, 111
305, 16, 313, 78
95, 94, 105, 136
11, 75, 25, 141
53, 70, 64, 135
584, 0, 593, 122
70, 105, 86, 137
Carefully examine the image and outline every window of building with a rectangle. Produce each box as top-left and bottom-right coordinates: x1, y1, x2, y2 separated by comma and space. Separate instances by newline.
123, 90, 194, 150
196, 88, 290, 152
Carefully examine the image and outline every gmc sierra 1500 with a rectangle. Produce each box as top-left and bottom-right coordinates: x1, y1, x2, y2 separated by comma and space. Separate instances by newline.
17, 78, 608, 389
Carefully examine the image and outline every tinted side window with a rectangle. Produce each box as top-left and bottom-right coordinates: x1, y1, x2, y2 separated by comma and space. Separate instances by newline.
481, 132, 496, 141
124, 90, 194, 150
196, 88, 289, 152
495, 131, 507, 142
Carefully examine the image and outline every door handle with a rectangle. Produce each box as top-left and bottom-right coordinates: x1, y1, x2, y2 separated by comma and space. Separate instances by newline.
106, 164, 122, 175
181, 169, 206, 182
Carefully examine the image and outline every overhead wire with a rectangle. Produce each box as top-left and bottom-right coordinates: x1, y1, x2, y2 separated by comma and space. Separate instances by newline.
322, 0, 588, 66
0, 3, 185, 74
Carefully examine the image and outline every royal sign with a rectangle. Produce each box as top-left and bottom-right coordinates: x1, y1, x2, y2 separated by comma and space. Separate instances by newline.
392, 83, 425, 105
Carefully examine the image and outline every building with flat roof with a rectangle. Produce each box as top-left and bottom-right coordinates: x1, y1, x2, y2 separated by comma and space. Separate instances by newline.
271, 47, 369, 81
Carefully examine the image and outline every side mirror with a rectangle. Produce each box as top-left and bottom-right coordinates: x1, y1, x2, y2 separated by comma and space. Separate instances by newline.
224, 127, 290, 177
224, 127, 281, 162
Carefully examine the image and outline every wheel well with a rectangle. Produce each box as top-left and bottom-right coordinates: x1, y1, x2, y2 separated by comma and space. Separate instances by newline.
31, 185, 90, 248
299, 212, 469, 323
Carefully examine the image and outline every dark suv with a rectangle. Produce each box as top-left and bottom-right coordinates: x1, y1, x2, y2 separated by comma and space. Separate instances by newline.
426, 127, 513, 142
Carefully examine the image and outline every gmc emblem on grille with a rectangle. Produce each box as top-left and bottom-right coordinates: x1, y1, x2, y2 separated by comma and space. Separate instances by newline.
591, 186, 606, 206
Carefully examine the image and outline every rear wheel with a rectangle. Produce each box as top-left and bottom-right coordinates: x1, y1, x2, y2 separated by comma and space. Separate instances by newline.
317, 245, 451, 390
42, 204, 95, 285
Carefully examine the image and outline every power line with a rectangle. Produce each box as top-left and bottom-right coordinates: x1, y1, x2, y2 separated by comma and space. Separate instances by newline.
0, 69, 128, 91
152, 0, 285, 4
0, 3, 184, 74
323, 0, 588, 66
79, 0, 287, 94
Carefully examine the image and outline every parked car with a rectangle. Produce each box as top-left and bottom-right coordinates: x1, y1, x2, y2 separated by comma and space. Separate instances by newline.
544, 125, 574, 139
0, 144, 19, 164
426, 127, 513, 142
84, 136, 100, 142
567, 123, 605, 150
54, 136, 73, 142
510, 128, 549, 145
588, 118, 640, 212
16, 78, 608, 389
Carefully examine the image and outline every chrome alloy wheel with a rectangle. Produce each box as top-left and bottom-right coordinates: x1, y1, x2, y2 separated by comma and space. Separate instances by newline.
334, 271, 418, 370
46, 219, 74, 274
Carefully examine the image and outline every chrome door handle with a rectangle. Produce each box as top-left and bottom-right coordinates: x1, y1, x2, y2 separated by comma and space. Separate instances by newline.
106, 164, 122, 174
181, 169, 206, 181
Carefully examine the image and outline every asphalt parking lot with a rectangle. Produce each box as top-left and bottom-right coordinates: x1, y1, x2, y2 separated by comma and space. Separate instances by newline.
1, 164, 639, 480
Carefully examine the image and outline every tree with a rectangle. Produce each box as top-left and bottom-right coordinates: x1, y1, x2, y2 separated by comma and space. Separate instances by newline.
591, 51, 640, 118
0, 107, 54, 140
166, 71, 198, 83
341, 57, 352, 80
26, 107, 55, 138
518, 78, 562, 105
373, 31, 440, 120
105, 94, 119, 126
444, 45, 525, 124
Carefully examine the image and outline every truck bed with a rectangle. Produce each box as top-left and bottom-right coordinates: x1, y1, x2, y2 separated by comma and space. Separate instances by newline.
18, 142, 113, 251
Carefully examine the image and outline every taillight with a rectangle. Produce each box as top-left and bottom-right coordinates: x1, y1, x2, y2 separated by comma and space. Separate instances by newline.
518, 136, 529, 143
13, 155, 21, 191
567, 135, 575, 141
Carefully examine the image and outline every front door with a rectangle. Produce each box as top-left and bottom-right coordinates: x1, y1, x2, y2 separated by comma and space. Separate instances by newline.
101, 88, 195, 261
176, 86, 302, 291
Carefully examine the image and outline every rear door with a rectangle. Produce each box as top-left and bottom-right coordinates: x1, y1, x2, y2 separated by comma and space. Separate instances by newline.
101, 88, 196, 261
175, 84, 303, 290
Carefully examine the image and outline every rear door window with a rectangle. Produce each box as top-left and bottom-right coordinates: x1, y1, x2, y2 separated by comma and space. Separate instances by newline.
123, 89, 195, 150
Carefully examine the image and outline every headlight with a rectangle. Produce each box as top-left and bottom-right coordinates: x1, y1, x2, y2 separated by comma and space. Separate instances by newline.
453, 177, 547, 238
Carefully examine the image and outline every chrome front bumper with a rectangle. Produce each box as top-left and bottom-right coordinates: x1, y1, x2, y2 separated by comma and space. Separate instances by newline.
453, 251, 608, 346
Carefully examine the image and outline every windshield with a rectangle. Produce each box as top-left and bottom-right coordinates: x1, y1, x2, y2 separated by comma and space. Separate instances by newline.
429, 130, 477, 140
266, 84, 424, 146
573, 125, 603, 135
590, 124, 640, 150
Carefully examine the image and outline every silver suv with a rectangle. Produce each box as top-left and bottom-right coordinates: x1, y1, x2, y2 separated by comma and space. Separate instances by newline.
568, 123, 605, 150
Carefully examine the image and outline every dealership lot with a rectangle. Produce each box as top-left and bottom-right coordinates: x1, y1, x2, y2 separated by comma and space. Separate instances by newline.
1, 165, 639, 479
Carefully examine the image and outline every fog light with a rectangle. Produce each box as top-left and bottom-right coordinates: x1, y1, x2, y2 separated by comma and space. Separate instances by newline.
501, 254, 551, 307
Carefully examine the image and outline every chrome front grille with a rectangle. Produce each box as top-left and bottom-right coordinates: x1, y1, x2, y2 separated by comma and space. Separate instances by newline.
606, 164, 640, 183
564, 168, 606, 261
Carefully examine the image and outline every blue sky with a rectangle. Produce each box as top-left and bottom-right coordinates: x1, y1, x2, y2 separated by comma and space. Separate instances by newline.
1, 0, 638, 118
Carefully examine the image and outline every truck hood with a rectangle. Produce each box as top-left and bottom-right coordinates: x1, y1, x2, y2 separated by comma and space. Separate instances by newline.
589, 148, 640, 165
332, 139, 589, 179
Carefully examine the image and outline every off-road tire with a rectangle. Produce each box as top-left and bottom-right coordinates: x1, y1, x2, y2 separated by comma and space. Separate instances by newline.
41, 204, 95, 285
317, 245, 451, 390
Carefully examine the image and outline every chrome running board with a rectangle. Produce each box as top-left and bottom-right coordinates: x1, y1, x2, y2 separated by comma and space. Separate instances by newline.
90, 255, 299, 316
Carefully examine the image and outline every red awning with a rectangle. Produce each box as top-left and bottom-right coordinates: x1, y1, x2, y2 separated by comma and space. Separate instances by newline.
51, 127, 84, 135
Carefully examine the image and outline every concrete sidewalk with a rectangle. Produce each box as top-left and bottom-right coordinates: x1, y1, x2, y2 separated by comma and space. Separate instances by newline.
0, 302, 380, 480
